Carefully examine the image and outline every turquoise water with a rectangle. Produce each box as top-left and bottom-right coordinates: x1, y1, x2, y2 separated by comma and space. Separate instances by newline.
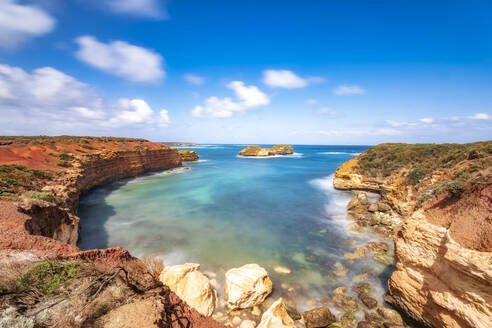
79, 145, 393, 312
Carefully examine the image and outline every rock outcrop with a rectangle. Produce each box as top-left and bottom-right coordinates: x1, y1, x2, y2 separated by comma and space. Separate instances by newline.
333, 142, 492, 328
224, 263, 273, 309
179, 149, 199, 161
159, 263, 218, 316
256, 298, 295, 328
239, 144, 294, 157
302, 306, 337, 328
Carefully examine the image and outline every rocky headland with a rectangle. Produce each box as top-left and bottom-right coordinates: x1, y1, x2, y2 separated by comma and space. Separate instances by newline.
333, 142, 492, 328
0, 136, 225, 328
179, 149, 199, 161
239, 144, 294, 157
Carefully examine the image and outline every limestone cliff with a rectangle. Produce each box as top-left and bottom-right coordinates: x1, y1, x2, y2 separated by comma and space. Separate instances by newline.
0, 136, 226, 328
179, 149, 199, 161
334, 142, 492, 328
239, 144, 294, 157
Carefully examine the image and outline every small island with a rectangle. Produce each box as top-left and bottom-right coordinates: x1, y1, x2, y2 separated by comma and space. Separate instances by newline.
239, 144, 294, 157
179, 150, 199, 161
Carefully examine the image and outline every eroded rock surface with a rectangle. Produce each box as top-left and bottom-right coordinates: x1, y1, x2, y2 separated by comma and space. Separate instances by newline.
256, 298, 295, 328
179, 149, 199, 161
159, 263, 218, 316
333, 142, 492, 328
225, 263, 273, 309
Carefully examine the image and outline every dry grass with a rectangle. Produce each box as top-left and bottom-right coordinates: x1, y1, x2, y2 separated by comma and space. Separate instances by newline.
141, 255, 164, 280
0, 136, 148, 146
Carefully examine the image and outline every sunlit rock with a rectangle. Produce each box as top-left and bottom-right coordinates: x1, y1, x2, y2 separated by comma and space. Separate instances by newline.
225, 263, 273, 309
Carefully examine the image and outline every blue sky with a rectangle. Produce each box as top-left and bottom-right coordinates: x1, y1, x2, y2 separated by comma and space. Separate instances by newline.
0, 0, 491, 144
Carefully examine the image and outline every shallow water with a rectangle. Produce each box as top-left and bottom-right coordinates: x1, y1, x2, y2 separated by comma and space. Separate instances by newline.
79, 144, 394, 313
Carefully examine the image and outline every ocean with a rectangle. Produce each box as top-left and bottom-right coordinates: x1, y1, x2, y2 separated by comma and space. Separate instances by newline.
79, 144, 393, 314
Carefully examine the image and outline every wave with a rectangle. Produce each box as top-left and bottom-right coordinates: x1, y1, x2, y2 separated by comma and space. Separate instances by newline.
318, 152, 361, 155
237, 152, 304, 159
310, 174, 353, 218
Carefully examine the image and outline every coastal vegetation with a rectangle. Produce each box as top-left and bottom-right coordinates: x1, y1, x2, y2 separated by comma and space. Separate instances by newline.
0, 136, 148, 146
356, 141, 491, 207
0, 164, 52, 201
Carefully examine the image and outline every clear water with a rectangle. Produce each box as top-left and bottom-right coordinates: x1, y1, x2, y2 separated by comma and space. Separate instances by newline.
79, 145, 394, 313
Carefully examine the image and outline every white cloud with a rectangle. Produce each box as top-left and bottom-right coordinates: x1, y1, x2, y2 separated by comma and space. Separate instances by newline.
306, 99, 318, 105
75, 35, 165, 83
333, 85, 366, 96
108, 99, 154, 126
419, 118, 434, 123
469, 113, 490, 120
192, 81, 269, 118
262, 70, 307, 89
107, 0, 167, 19
0, 63, 170, 134
0, 0, 55, 48
318, 107, 339, 118
71, 106, 105, 119
157, 109, 170, 127
183, 74, 205, 85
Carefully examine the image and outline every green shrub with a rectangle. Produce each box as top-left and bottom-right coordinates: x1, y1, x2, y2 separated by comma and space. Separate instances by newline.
23, 190, 55, 202
19, 261, 80, 298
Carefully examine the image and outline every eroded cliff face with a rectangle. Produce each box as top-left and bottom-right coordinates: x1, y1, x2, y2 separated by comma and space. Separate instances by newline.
334, 147, 492, 328
0, 137, 227, 328
0, 139, 181, 245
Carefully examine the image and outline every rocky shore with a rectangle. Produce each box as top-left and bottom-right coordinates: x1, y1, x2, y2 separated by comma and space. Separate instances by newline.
239, 144, 294, 157
334, 142, 492, 328
0, 136, 224, 328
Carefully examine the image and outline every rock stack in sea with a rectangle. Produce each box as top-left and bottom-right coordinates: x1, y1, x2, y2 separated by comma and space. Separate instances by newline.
239, 144, 294, 157
179, 149, 199, 161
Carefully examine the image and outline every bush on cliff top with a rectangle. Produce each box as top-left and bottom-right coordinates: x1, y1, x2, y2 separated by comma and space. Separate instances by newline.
19, 260, 80, 298
0, 164, 51, 199
358, 141, 492, 182
0, 135, 148, 146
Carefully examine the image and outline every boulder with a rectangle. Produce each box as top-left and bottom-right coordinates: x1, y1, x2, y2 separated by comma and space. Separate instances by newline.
377, 307, 403, 325
302, 306, 336, 328
240, 320, 257, 328
159, 263, 218, 316
257, 298, 295, 328
178, 149, 199, 161
366, 242, 389, 254
360, 294, 378, 309
225, 263, 273, 309
368, 203, 379, 212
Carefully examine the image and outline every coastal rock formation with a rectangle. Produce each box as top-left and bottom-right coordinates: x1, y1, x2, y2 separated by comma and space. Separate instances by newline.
333, 142, 492, 328
302, 306, 336, 328
224, 263, 273, 309
239, 144, 294, 157
159, 263, 218, 316
256, 298, 295, 328
0, 136, 226, 328
179, 149, 199, 161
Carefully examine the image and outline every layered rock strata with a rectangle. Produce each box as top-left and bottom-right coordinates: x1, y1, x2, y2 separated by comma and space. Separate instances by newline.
333, 142, 492, 328
0, 137, 226, 328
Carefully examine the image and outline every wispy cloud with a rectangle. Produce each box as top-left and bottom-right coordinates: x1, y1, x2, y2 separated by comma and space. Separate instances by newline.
75, 35, 165, 83
192, 81, 269, 118
262, 70, 324, 89
318, 107, 340, 119
183, 74, 205, 85
0, 0, 55, 49
306, 99, 318, 105
333, 85, 366, 96
0, 63, 170, 134
107, 0, 168, 19
469, 113, 490, 120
